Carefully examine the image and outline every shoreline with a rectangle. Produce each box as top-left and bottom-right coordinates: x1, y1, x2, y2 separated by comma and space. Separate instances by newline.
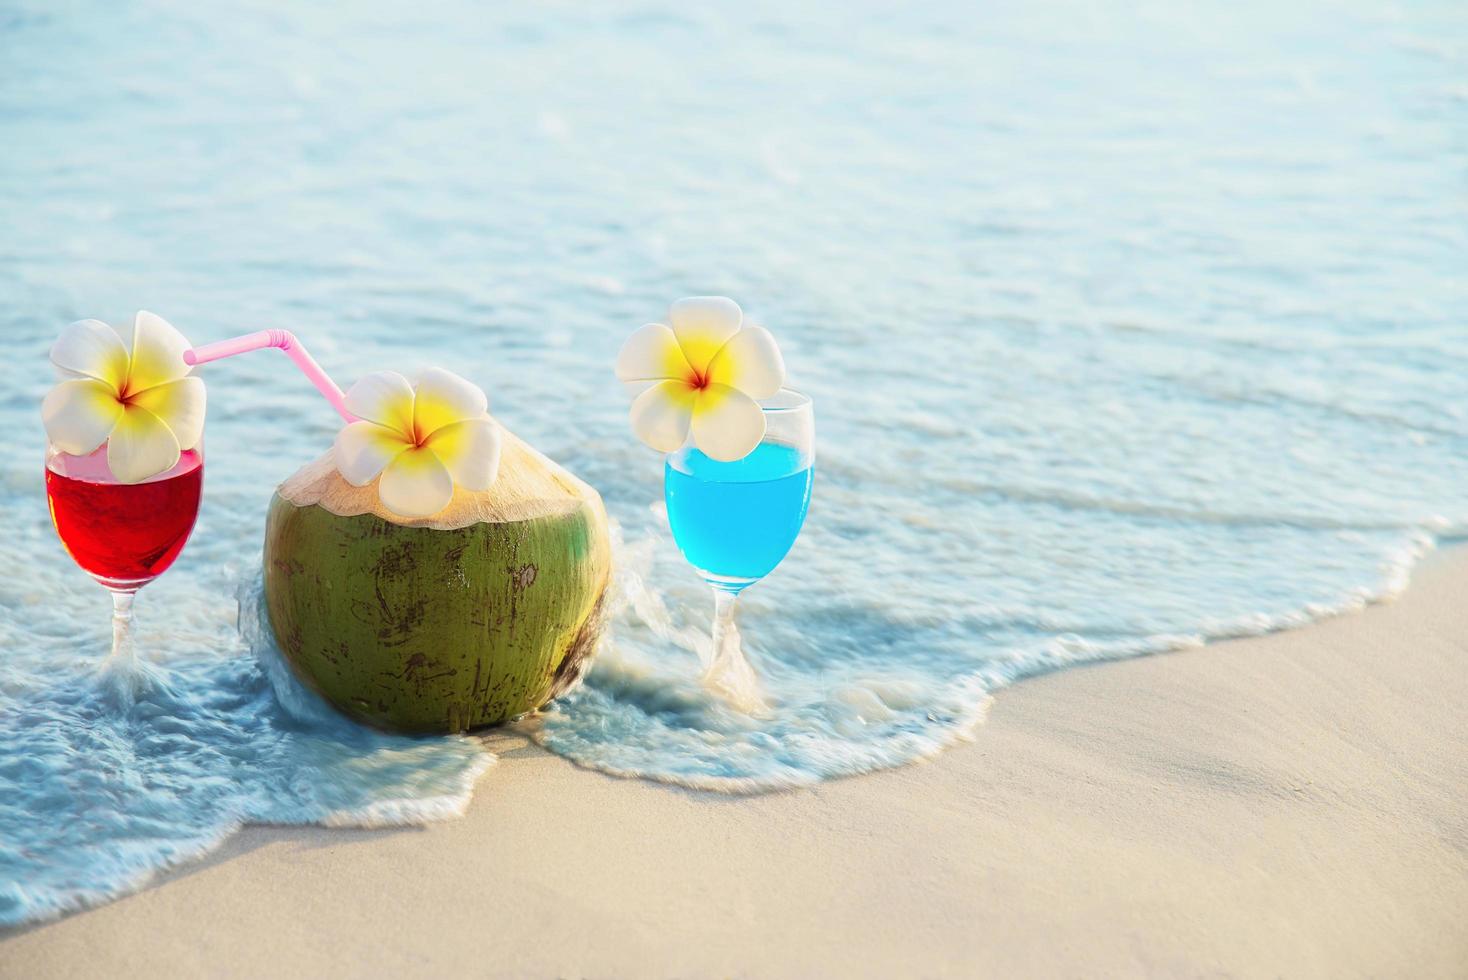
5, 549, 1466, 976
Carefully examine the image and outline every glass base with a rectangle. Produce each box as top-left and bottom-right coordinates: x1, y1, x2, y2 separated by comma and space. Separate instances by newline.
95, 575, 155, 592
699, 571, 758, 595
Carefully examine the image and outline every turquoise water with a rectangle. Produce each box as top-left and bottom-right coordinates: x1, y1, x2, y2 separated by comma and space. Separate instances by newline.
2, 0, 1467, 926
665, 442, 814, 588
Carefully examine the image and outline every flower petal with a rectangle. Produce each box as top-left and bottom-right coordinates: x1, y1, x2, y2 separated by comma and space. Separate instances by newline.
125, 311, 192, 394
615, 322, 694, 384
705, 325, 785, 400
343, 371, 416, 439
128, 377, 206, 451
106, 404, 181, 484
50, 319, 128, 392
334, 420, 409, 486
412, 367, 487, 440
42, 379, 123, 456
668, 296, 743, 375
379, 446, 455, 518
629, 380, 697, 452
691, 384, 766, 462
424, 417, 502, 492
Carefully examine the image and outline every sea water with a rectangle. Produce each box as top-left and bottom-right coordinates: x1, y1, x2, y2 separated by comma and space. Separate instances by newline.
665, 443, 813, 588
2, 0, 1466, 926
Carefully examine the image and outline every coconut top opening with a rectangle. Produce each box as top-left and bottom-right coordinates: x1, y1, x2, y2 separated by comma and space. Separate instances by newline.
278, 421, 605, 530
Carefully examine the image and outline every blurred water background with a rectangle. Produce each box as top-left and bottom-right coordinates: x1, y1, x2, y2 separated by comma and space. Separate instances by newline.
2, 0, 1465, 924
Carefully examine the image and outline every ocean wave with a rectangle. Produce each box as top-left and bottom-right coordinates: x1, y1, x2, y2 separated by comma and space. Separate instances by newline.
0, 579, 491, 928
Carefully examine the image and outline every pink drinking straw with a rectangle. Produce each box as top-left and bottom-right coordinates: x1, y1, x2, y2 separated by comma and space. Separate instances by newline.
183, 330, 356, 422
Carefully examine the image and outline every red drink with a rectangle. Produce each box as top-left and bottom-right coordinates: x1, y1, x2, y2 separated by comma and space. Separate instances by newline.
45, 446, 204, 590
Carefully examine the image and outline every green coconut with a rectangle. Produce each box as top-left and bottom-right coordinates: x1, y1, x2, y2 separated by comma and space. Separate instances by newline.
262, 423, 612, 734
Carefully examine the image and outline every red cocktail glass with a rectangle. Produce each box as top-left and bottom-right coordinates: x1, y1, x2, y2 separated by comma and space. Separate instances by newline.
45, 440, 204, 672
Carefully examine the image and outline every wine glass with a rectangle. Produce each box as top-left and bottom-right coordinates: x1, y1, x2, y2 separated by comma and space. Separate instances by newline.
44, 439, 205, 682
663, 388, 814, 710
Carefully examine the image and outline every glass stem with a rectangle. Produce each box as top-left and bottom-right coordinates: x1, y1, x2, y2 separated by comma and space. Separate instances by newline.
708, 588, 740, 674
704, 587, 764, 712
110, 589, 137, 674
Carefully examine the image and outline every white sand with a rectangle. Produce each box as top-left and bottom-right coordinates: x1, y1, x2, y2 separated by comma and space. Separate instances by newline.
4, 552, 1466, 978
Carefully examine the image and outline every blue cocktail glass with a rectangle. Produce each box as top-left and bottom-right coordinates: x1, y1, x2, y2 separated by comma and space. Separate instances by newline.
664, 388, 813, 708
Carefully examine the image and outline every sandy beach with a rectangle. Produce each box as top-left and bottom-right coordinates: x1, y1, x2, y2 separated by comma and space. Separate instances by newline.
4, 549, 1464, 977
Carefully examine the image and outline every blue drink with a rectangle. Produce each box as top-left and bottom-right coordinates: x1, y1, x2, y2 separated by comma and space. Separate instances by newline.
665, 441, 814, 592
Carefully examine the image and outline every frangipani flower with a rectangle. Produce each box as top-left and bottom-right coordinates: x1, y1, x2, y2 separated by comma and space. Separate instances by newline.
41, 312, 205, 483
333, 367, 502, 519
615, 296, 785, 461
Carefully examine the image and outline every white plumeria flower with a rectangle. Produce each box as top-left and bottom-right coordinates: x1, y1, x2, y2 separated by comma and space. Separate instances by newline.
41, 312, 206, 484
615, 296, 785, 461
333, 367, 502, 519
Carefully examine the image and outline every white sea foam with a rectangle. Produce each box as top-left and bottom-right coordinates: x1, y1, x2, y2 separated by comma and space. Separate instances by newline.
3, 0, 1467, 927
0, 577, 492, 927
